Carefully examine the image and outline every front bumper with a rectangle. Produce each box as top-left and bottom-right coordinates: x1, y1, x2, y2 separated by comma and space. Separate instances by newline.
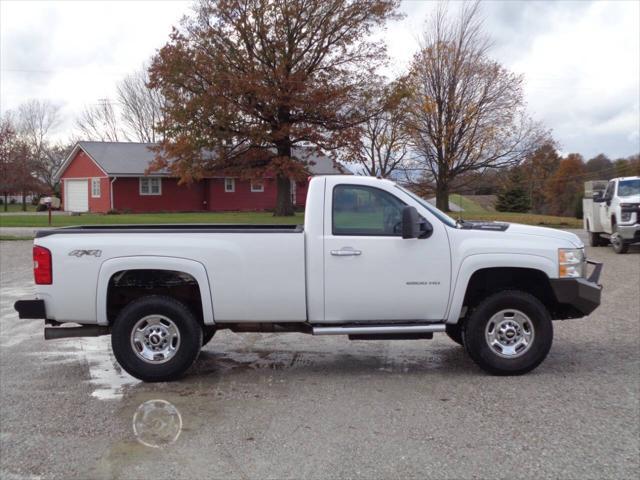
616, 223, 640, 242
549, 260, 603, 317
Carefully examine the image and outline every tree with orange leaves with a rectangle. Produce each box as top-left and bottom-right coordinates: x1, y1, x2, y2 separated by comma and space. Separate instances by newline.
544, 153, 586, 217
149, 0, 402, 215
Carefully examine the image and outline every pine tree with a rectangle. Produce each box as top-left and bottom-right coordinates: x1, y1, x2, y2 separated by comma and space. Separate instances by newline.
495, 169, 531, 212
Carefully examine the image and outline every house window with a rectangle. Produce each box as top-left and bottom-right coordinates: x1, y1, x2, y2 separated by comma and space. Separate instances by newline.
140, 177, 162, 195
91, 178, 101, 198
224, 178, 235, 192
250, 180, 264, 192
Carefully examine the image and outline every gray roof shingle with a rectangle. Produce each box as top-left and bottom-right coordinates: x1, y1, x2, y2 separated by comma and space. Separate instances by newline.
74, 141, 344, 177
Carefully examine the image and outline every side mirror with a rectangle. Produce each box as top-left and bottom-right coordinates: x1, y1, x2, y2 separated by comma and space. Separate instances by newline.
402, 206, 433, 239
592, 192, 604, 202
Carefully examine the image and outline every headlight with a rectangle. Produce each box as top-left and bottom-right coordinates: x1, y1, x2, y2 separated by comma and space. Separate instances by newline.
559, 248, 585, 278
620, 211, 632, 222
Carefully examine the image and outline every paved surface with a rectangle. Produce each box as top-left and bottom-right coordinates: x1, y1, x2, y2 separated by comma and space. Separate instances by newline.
0, 227, 52, 238
1, 231, 638, 479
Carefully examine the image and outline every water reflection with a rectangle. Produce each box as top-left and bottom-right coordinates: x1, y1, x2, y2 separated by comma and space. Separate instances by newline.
132, 399, 183, 448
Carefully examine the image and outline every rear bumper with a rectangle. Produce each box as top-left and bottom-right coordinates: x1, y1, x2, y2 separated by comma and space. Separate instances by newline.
549, 261, 603, 317
14, 299, 110, 339
14, 299, 46, 319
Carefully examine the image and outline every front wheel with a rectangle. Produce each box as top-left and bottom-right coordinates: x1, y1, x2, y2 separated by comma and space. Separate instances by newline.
463, 290, 553, 375
611, 225, 629, 254
112, 295, 203, 382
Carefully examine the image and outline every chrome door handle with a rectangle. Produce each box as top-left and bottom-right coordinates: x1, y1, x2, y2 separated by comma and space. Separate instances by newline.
330, 248, 362, 256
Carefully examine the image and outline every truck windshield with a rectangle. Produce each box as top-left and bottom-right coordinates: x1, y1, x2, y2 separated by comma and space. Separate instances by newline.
395, 185, 458, 227
618, 179, 640, 197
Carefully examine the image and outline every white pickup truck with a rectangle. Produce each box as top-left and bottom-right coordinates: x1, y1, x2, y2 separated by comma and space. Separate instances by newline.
15, 176, 602, 381
583, 176, 640, 253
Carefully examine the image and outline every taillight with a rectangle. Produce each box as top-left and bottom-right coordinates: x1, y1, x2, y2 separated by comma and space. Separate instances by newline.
33, 245, 52, 284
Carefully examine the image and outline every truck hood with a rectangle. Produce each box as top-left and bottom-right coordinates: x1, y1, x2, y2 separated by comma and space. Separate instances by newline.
618, 194, 640, 203
504, 223, 583, 247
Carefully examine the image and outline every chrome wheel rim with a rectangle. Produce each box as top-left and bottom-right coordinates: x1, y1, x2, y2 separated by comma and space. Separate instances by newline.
130, 315, 180, 364
485, 309, 534, 358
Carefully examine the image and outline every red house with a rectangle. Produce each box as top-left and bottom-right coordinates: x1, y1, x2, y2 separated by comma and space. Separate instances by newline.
55, 141, 344, 213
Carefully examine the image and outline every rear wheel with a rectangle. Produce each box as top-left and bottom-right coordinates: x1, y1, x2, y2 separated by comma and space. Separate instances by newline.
111, 295, 202, 382
463, 290, 553, 375
445, 324, 464, 346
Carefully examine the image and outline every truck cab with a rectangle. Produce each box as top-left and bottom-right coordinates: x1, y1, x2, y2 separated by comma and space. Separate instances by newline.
584, 176, 640, 253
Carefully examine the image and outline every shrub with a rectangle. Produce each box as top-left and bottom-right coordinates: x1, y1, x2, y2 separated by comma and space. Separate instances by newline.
495, 188, 531, 213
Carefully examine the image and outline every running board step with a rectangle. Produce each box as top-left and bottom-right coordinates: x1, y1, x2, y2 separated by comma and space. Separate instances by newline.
312, 324, 446, 336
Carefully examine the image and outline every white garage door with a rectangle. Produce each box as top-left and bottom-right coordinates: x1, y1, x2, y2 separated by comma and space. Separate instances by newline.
65, 179, 89, 212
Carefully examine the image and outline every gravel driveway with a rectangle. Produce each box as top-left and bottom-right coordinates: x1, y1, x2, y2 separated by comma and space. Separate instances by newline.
1, 232, 638, 479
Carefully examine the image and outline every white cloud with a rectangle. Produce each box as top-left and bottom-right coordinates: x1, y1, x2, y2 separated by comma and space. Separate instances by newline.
383, 0, 640, 159
1, 0, 190, 139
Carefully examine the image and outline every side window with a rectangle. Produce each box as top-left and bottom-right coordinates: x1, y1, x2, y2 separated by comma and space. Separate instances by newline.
604, 181, 614, 199
332, 185, 405, 236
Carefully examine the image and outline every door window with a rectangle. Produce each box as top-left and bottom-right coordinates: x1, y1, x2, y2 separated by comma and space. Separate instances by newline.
332, 185, 405, 236
604, 181, 615, 200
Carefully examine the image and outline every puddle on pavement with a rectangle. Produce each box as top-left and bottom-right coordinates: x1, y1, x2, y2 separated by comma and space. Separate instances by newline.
28, 328, 465, 403
26, 335, 141, 400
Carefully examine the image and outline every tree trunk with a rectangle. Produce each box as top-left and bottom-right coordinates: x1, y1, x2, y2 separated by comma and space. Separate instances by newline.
436, 183, 449, 212
3, 193, 7, 212
22, 191, 27, 212
273, 137, 295, 217
274, 174, 294, 216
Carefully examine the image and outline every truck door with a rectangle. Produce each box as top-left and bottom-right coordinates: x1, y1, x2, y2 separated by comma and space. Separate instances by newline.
600, 181, 615, 233
322, 180, 451, 322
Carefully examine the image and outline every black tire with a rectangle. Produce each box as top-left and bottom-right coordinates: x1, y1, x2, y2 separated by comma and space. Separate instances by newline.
445, 323, 464, 346
111, 295, 202, 382
462, 290, 553, 375
202, 326, 216, 346
611, 224, 629, 254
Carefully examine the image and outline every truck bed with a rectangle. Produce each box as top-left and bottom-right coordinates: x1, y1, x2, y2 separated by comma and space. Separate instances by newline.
33, 225, 307, 323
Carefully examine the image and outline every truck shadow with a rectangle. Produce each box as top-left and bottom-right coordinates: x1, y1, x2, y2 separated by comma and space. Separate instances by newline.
188, 346, 483, 378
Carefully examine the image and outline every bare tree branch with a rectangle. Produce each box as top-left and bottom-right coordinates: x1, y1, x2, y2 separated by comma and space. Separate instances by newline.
404, 1, 550, 211
117, 67, 165, 143
75, 99, 123, 142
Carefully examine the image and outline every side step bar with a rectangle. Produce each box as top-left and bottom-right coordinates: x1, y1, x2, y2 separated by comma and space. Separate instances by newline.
312, 324, 446, 336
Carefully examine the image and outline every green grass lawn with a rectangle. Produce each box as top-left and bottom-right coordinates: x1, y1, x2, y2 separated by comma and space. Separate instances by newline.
0, 211, 304, 228
0, 208, 581, 230
1, 204, 38, 213
450, 194, 487, 214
